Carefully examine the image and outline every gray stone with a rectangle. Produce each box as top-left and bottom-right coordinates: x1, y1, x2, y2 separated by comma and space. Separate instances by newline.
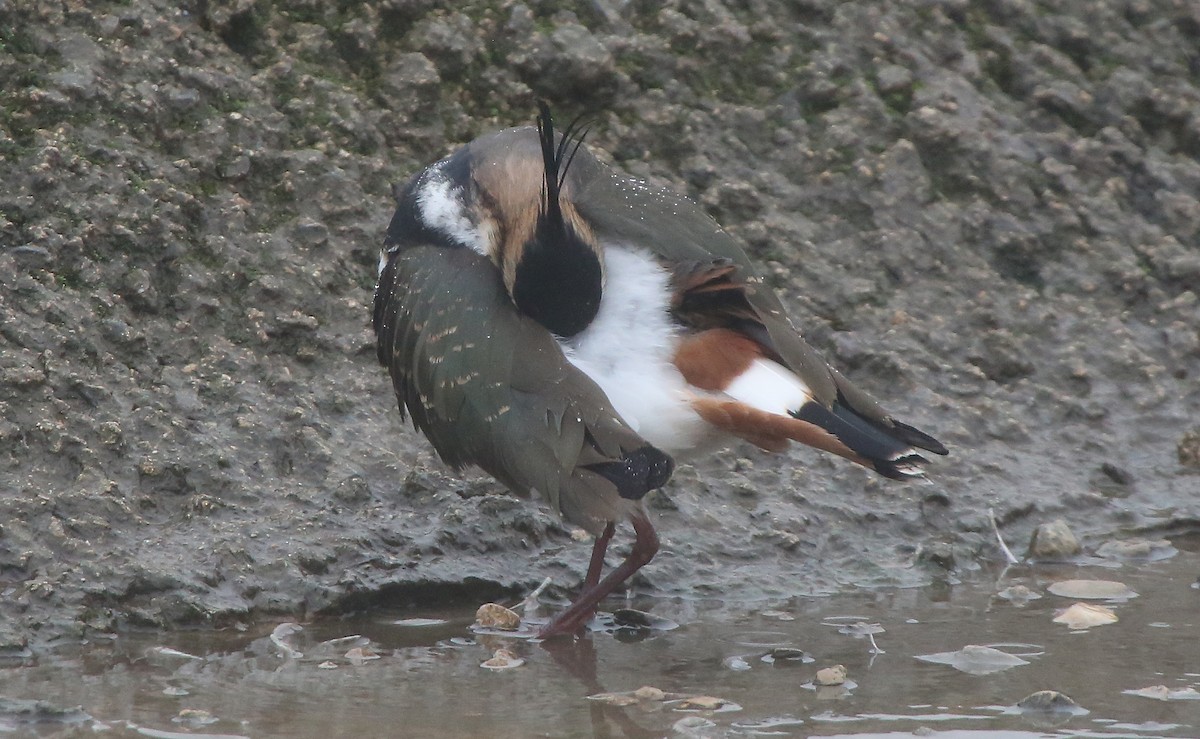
1028, 519, 1081, 560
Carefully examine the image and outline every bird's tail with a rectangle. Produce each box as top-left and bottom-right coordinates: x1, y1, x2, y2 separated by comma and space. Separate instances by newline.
789, 392, 946, 479
675, 329, 947, 478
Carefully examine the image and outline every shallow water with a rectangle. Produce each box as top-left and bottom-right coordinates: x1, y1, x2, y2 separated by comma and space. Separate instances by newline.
4, 548, 1199, 738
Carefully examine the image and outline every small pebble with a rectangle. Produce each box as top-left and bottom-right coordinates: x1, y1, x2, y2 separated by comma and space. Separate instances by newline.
475, 603, 521, 630
1028, 519, 1080, 559
173, 708, 218, 726
677, 695, 727, 710
996, 584, 1042, 604
480, 648, 524, 670
1017, 690, 1082, 712
588, 686, 668, 706
1053, 602, 1118, 629
345, 646, 380, 664
613, 608, 654, 627
815, 664, 847, 686
764, 647, 811, 664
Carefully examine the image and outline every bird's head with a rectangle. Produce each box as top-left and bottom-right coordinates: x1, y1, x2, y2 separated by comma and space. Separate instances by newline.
382, 104, 604, 338
502, 103, 603, 338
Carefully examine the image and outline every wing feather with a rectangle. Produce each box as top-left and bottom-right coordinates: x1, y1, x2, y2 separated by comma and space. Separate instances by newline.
374, 243, 674, 533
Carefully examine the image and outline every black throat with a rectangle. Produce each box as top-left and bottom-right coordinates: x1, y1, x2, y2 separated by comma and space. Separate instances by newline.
512, 216, 602, 338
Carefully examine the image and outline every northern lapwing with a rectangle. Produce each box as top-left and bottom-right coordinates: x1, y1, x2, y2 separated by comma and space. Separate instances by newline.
373, 103, 947, 638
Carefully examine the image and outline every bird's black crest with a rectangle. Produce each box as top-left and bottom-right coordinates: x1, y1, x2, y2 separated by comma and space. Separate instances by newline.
536, 100, 590, 212
512, 103, 602, 338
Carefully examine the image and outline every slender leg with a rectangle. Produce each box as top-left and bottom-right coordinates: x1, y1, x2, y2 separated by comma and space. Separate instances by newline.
584, 521, 616, 590
539, 515, 659, 639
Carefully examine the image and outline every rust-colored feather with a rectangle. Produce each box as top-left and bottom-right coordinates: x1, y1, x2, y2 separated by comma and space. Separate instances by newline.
673, 328, 763, 392
690, 397, 871, 464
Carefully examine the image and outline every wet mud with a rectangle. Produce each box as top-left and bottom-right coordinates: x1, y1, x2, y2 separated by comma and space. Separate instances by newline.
2, 0, 1199, 667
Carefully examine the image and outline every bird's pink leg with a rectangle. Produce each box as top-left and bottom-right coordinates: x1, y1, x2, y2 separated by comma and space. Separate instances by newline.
539, 515, 659, 639
583, 521, 616, 590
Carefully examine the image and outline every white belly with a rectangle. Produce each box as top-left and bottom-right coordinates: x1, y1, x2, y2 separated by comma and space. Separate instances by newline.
559, 246, 714, 456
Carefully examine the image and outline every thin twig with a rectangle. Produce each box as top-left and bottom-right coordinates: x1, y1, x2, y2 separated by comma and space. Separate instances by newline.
519, 577, 554, 615
989, 507, 1020, 565
866, 632, 885, 654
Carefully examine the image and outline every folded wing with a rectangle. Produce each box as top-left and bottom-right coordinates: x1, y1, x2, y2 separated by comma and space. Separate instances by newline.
374, 244, 673, 534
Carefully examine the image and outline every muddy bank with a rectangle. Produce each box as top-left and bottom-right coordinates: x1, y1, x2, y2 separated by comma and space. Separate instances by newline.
2, 0, 1199, 650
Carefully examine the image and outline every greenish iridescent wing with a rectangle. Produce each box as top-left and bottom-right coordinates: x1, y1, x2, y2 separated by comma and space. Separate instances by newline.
374, 244, 672, 533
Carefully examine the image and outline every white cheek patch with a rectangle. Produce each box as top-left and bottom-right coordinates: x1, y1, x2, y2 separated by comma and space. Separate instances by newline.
416, 170, 490, 256
723, 359, 813, 417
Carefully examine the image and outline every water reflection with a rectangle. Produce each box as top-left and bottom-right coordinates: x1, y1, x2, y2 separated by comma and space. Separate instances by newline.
2, 552, 1199, 737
